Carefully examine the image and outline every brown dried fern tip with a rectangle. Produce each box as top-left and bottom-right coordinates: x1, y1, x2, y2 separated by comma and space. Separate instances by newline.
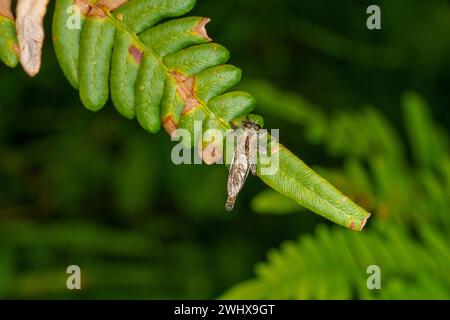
16, 0, 50, 76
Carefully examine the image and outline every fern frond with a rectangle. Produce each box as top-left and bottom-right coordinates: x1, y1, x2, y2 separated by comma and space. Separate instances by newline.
0, 0, 372, 230
221, 223, 450, 299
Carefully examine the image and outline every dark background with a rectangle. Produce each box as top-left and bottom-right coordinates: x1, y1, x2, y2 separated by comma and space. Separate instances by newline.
0, 0, 449, 299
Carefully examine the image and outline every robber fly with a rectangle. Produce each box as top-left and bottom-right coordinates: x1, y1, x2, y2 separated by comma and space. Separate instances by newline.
225, 120, 261, 211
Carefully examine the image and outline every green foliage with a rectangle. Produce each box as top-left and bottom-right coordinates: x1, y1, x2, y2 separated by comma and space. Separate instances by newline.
221, 223, 450, 299
0, 0, 372, 229
0, 221, 214, 298
1, 0, 449, 300
251, 189, 301, 215
52, 0, 250, 135
0, 14, 19, 68
223, 82, 450, 299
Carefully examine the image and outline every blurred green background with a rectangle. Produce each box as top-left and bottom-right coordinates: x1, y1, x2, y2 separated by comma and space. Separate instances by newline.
0, 0, 449, 299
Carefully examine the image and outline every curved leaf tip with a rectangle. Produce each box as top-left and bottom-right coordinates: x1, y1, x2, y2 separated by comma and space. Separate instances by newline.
257, 140, 371, 231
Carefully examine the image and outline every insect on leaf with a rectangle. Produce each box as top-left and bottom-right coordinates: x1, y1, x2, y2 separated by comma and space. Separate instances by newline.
226, 122, 259, 211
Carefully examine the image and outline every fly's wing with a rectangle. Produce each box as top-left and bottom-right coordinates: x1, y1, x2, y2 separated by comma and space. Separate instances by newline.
226, 132, 251, 211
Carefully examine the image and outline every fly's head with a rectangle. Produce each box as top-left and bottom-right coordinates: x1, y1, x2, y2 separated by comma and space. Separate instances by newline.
242, 120, 261, 131
231, 114, 264, 131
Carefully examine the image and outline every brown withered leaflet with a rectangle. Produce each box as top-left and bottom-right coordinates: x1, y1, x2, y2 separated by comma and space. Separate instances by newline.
225, 121, 260, 211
